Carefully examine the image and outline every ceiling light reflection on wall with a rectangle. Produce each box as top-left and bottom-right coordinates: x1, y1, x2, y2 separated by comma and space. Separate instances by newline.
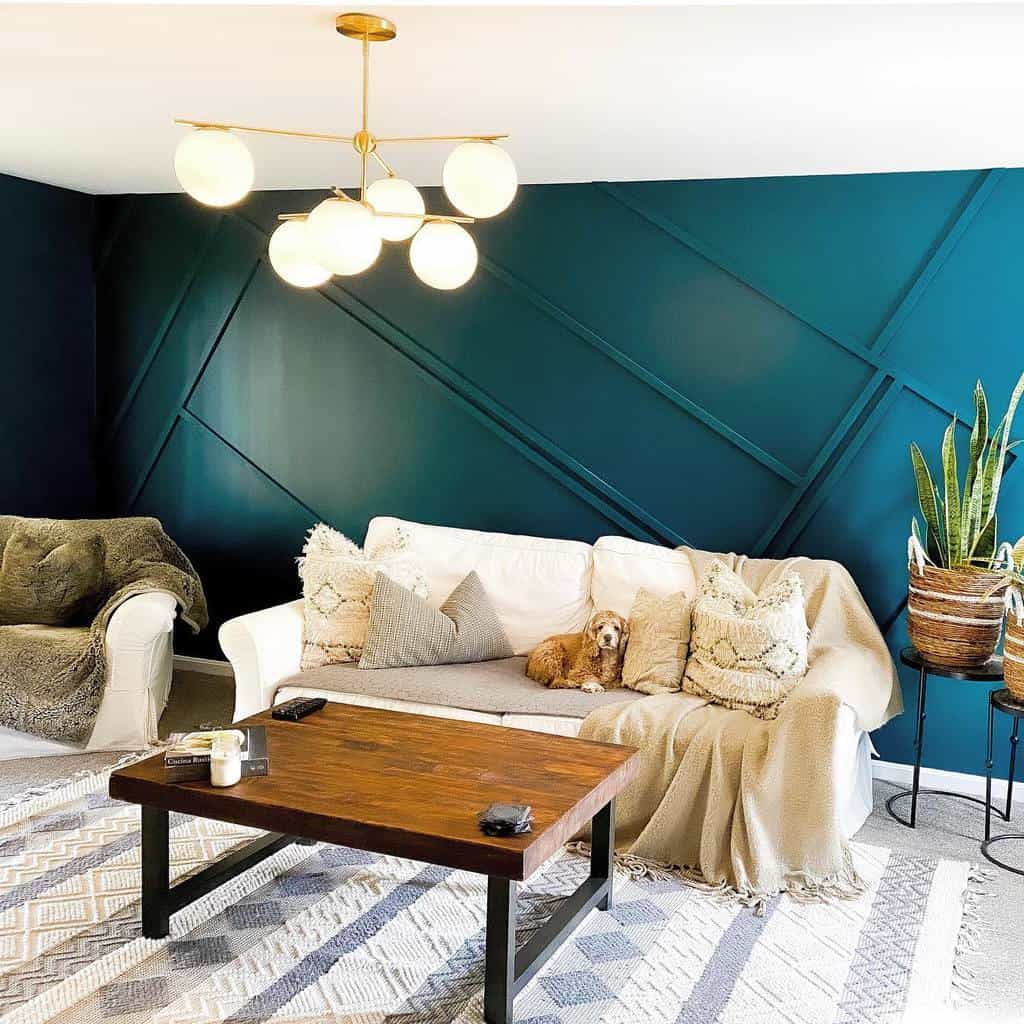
172, 11, 517, 290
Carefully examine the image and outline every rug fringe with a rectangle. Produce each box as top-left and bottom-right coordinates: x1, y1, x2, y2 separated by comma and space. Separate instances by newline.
0, 749, 151, 828
949, 864, 995, 1006
565, 842, 866, 916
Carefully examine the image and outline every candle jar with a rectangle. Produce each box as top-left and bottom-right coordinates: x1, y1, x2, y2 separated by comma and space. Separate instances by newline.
210, 731, 243, 787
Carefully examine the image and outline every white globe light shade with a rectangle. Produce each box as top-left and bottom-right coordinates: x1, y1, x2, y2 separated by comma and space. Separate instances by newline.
366, 177, 425, 242
442, 142, 517, 218
174, 129, 254, 208
306, 198, 381, 276
268, 220, 331, 289
409, 221, 478, 290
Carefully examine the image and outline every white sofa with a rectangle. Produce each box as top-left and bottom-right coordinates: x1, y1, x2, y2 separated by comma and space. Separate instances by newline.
220, 517, 875, 838
0, 592, 178, 760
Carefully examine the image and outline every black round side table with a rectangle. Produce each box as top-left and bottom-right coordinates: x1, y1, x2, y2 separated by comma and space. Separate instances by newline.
886, 647, 1009, 829
983, 688, 1023, 875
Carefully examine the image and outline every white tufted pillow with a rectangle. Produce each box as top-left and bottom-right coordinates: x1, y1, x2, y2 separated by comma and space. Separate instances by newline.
683, 560, 809, 719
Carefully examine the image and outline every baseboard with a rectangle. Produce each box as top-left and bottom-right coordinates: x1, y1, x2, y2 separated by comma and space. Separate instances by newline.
174, 654, 234, 677
872, 758, 1016, 804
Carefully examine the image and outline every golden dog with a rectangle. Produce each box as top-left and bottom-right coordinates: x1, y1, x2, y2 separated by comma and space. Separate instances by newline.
526, 610, 629, 693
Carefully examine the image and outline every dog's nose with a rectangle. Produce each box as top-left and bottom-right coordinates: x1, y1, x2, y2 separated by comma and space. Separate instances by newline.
602, 632, 615, 644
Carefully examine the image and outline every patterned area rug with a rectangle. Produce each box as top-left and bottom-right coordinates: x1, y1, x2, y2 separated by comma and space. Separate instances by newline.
0, 761, 984, 1024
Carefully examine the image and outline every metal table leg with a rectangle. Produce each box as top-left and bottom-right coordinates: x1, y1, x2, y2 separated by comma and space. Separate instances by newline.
483, 800, 616, 1024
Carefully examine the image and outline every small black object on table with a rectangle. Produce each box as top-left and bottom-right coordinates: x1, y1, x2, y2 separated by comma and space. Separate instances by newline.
983, 688, 1024, 875
886, 646, 1010, 829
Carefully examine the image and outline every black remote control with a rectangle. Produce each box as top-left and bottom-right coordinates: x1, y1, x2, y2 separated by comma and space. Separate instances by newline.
272, 697, 327, 721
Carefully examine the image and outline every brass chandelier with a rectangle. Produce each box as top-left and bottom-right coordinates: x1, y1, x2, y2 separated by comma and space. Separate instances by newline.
172, 12, 517, 290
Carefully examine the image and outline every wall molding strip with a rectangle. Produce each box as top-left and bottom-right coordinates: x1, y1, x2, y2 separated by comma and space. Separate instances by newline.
480, 254, 801, 485
596, 181, 874, 364
777, 380, 904, 554
94, 195, 136, 281
597, 180, 987, 428
871, 168, 1004, 354
125, 255, 262, 510
230, 211, 690, 547
319, 276, 688, 547
180, 407, 329, 522
105, 215, 225, 443
873, 757, 1019, 805
750, 370, 891, 556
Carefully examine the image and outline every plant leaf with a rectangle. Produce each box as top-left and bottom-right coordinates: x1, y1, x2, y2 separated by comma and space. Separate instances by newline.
966, 452, 986, 553
985, 370, 1024, 522
942, 417, 962, 566
963, 380, 988, 539
970, 514, 998, 567
911, 442, 945, 566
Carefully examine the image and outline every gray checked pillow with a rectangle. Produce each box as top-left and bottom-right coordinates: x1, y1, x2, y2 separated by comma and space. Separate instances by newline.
359, 570, 513, 670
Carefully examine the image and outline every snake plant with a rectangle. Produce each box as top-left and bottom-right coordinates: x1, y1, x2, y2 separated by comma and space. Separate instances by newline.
910, 372, 1024, 570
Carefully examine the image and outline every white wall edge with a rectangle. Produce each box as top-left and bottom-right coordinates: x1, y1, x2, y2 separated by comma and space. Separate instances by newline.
873, 757, 1016, 804
174, 654, 234, 677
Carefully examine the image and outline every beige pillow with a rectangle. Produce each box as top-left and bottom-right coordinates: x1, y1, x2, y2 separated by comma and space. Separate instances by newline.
622, 588, 691, 695
683, 560, 809, 719
298, 523, 426, 669
359, 571, 512, 670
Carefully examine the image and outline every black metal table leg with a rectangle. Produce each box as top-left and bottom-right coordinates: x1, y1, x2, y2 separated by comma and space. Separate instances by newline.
483, 800, 616, 1024
591, 799, 615, 911
142, 806, 170, 939
138, 804, 305, 939
982, 688, 1024, 875
986, 694, 996, 842
485, 878, 516, 1024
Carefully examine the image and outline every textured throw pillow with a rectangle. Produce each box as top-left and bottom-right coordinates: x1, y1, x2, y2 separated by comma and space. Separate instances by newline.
359, 570, 513, 670
298, 523, 426, 669
0, 525, 105, 626
622, 588, 691, 695
683, 560, 809, 719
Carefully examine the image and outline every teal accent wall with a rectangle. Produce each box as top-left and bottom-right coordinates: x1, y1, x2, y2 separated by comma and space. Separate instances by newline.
94, 169, 1024, 777
1, 173, 97, 515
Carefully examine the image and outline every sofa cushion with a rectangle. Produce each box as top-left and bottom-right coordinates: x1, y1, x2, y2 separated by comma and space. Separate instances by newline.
276, 656, 645, 719
591, 536, 698, 618
364, 517, 593, 655
359, 571, 512, 669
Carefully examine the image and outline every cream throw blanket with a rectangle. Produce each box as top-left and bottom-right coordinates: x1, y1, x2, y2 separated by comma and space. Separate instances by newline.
579, 549, 902, 904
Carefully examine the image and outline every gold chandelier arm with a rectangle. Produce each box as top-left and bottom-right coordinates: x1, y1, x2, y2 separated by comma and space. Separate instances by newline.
370, 149, 396, 177
278, 210, 475, 225
174, 118, 353, 144
374, 134, 508, 144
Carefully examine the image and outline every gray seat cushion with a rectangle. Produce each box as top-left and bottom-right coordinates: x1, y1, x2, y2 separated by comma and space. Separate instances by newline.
276, 656, 646, 719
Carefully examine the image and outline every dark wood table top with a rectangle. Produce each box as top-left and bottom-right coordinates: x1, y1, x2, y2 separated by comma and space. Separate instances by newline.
109, 702, 640, 880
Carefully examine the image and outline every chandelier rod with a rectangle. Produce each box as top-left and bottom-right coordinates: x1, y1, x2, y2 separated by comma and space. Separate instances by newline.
173, 118, 506, 146
360, 32, 370, 202
173, 118, 353, 144
278, 210, 474, 225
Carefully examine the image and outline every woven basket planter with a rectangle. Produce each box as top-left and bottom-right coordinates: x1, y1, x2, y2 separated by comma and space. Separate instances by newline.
1003, 618, 1024, 700
907, 564, 1006, 667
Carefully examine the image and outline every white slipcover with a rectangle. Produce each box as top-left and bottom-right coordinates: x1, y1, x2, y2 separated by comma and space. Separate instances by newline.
0, 592, 177, 760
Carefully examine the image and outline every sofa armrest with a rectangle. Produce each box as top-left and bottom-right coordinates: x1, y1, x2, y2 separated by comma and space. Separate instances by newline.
219, 599, 304, 721
88, 591, 177, 751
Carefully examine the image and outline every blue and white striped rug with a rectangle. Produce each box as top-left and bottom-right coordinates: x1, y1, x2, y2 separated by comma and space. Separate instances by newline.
0, 760, 984, 1024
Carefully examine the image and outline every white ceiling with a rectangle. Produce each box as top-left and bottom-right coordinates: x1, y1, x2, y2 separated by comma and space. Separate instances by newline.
3, 2, 1024, 195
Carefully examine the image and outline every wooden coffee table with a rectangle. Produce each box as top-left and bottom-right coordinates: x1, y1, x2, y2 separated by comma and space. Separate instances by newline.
110, 702, 639, 1024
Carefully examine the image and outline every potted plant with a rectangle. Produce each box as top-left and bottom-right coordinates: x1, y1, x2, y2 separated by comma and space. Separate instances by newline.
908, 373, 1024, 667
970, 540, 1024, 699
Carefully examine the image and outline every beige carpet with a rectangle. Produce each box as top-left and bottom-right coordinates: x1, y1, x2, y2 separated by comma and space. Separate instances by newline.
2, 668, 1022, 1017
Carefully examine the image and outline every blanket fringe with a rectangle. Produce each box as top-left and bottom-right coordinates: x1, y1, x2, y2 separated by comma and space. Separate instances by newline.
0, 749, 152, 827
950, 864, 995, 1007
565, 841, 867, 916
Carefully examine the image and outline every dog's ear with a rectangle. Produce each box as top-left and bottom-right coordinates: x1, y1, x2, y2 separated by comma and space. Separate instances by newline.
620, 615, 630, 644
586, 614, 602, 641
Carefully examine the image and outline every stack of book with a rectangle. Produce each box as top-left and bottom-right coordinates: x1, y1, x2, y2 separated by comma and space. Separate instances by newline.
164, 727, 269, 782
